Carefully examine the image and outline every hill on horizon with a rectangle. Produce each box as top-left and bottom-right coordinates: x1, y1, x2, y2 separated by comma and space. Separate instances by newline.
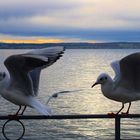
0, 42, 140, 49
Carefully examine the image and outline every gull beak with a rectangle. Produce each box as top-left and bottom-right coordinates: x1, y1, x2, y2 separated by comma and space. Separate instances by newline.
91, 82, 99, 88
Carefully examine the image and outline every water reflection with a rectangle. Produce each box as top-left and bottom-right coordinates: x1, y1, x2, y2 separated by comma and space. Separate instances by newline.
0, 49, 140, 139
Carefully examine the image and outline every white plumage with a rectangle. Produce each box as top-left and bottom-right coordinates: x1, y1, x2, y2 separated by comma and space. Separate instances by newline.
92, 52, 140, 115
0, 46, 65, 116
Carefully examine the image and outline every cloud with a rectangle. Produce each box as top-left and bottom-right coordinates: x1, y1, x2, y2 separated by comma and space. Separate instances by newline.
0, 0, 83, 19
0, 0, 140, 42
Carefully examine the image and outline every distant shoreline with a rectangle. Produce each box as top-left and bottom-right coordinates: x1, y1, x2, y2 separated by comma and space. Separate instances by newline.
0, 42, 140, 49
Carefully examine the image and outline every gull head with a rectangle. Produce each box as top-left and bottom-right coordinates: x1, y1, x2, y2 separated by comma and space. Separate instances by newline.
91, 73, 112, 88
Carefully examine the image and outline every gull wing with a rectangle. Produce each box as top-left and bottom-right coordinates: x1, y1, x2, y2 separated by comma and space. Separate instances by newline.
119, 52, 140, 91
25, 46, 65, 96
4, 54, 49, 96
27, 46, 64, 67
111, 60, 121, 83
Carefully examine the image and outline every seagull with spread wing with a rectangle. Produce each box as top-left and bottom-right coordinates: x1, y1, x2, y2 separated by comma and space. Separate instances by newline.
0, 46, 64, 116
92, 52, 140, 115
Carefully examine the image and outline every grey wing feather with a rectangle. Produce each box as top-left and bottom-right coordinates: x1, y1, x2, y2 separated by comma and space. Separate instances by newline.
27, 46, 64, 67
26, 46, 65, 96
4, 54, 49, 96
111, 60, 121, 83
29, 68, 41, 95
119, 52, 140, 91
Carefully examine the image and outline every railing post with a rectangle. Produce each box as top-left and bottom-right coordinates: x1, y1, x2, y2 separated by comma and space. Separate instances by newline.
115, 116, 121, 140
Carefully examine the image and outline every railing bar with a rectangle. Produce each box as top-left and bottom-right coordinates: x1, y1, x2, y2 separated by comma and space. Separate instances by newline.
0, 114, 140, 139
0, 115, 113, 120
0, 114, 140, 120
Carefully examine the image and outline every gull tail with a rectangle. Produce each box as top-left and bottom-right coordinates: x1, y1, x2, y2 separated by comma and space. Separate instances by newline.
31, 98, 51, 115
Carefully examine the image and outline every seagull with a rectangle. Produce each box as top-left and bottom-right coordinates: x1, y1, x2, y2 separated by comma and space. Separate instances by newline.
46, 89, 83, 104
91, 52, 140, 115
0, 46, 65, 116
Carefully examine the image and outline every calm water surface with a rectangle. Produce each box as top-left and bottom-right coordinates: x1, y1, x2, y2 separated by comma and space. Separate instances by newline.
0, 49, 140, 140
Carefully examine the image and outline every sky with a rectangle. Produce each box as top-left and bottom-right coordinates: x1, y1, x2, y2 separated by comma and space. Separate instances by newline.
0, 0, 140, 43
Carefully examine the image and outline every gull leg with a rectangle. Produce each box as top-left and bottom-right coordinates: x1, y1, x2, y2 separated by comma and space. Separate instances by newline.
122, 102, 131, 115
20, 106, 27, 115
108, 103, 124, 116
117, 103, 124, 114
126, 102, 131, 114
15, 106, 22, 116
9, 106, 22, 117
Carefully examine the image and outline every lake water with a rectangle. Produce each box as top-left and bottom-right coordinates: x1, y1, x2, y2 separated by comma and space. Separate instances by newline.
0, 49, 140, 140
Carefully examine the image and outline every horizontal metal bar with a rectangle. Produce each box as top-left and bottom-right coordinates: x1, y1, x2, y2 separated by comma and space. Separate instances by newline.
0, 114, 140, 120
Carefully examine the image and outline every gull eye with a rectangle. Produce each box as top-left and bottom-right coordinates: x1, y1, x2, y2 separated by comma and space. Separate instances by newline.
104, 77, 107, 80
100, 78, 103, 81
3, 72, 6, 78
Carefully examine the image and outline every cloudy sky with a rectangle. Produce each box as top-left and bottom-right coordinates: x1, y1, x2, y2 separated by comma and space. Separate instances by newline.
0, 0, 140, 43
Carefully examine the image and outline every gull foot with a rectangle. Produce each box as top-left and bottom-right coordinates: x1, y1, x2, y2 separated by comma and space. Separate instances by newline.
8, 114, 18, 117
108, 112, 118, 117
121, 112, 129, 115
8, 114, 19, 120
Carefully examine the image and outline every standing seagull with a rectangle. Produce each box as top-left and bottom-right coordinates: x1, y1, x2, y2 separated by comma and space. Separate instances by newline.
0, 46, 64, 116
91, 52, 140, 115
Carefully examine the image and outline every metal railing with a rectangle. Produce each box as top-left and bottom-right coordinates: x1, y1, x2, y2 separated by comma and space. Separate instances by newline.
1, 114, 140, 140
